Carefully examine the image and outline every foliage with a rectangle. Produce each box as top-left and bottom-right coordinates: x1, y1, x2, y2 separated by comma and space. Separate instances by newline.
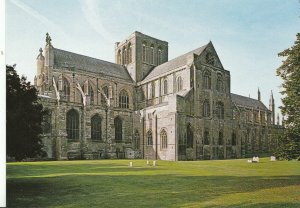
276, 33, 300, 160
6, 65, 46, 161
7, 159, 300, 207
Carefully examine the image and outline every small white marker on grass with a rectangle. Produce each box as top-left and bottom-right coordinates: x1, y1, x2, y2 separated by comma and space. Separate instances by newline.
129, 162, 133, 167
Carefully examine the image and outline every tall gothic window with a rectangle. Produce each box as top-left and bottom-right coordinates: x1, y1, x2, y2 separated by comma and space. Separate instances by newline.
160, 129, 167, 149
216, 75, 223, 92
128, 43, 132, 64
122, 47, 127, 65
101, 86, 109, 105
91, 114, 101, 141
42, 110, 51, 134
203, 71, 211, 89
119, 89, 129, 109
232, 132, 237, 146
62, 77, 70, 101
163, 79, 168, 95
147, 130, 153, 145
157, 48, 162, 65
218, 131, 223, 145
89, 84, 94, 105
114, 117, 122, 143
205, 52, 215, 65
203, 100, 210, 117
142, 43, 147, 63
66, 109, 79, 140
187, 124, 193, 148
150, 45, 154, 65
118, 50, 121, 64
176, 76, 183, 92
216, 102, 224, 119
204, 130, 210, 145
133, 130, 140, 150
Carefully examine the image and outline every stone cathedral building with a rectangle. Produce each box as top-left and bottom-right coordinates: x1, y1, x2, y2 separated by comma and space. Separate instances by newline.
35, 32, 281, 161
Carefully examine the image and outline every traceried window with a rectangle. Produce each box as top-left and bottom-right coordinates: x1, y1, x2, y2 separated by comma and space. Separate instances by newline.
91, 114, 101, 141
205, 52, 215, 65
216, 75, 223, 92
66, 109, 79, 140
218, 131, 223, 145
232, 132, 237, 146
204, 130, 210, 145
147, 130, 153, 145
203, 71, 211, 89
216, 102, 224, 119
203, 100, 210, 117
101, 86, 109, 105
163, 79, 168, 95
160, 129, 167, 149
187, 123, 193, 148
62, 77, 70, 101
128, 43, 132, 64
150, 45, 154, 65
89, 84, 94, 104
119, 89, 129, 109
157, 48, 162, 65
122, 47, 127, 65
176, 76, 183, 92
133, 130, 140, 150
143, 43, 147, 62
114, 116, 122, 143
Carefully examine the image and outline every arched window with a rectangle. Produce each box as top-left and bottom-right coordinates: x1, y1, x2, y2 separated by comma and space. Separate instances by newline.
142, 43, 147, 63
216, 102, 224, 119
122, 47, 127, 65
101, 86, 109, 105
157, 48, 162, 65
160, 129, 167, 149
42, 110, 51, 134
176, 76, 183, 92
119, 89, 129, 109
163, 79, 168, 95
128, 43, 132, 64
91, 114, 101, 140
147, 130, 153, 145
203, 71, 211, 89
117, 50, 121, 64
232, 132, 237, 146
89, 84, 94, 105
203, 100, 210, 117
218, 131, 223, 145
205, 52, 215, 65
216, 75, 223, 92
62, 77, 70, 101
204, 130, 210, 145
114, 117, 122, 143
133, 130, 140, 149
187, 124, 193, 148
66, 109, 79, 140
150, 45, 154, 65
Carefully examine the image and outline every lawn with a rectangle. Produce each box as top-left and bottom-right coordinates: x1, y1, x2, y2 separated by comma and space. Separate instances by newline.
6, 158, 300, 208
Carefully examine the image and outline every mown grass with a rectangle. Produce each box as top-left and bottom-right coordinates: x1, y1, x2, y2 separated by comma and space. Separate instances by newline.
7, 158, 300, 208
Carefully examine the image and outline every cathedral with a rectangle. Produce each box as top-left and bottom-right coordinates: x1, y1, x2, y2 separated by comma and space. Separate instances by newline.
35, 31, 282, 161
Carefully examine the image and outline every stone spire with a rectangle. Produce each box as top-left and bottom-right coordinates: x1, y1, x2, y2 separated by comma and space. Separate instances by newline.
258, 88, 261, 101
269, 90, 275, 125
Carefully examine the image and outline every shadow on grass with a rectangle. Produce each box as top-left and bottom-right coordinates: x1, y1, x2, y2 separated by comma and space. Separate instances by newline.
7, 175, 300, 208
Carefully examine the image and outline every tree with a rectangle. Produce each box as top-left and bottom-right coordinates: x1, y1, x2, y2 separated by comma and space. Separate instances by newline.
276, 33, 300, 160
6, 65, 46, 161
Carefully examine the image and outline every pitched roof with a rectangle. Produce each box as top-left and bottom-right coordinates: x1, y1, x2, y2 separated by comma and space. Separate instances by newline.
53, 48, 133, 82
231, 93, 269, 111
142, 43, 209, 82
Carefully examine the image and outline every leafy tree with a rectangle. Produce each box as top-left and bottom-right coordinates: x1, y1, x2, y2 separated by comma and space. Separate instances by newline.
6, 65, 46, 161
276, 33, 300, 160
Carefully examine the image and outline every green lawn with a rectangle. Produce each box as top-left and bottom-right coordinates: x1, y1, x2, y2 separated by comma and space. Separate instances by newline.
7, 158, 300, 208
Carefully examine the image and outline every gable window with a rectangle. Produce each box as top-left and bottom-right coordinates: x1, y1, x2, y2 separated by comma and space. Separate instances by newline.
163, 79, 168, 95
160, 129, 167, 149
66, 109, 79, 140
216, 75, 223, 92
216, 102, 224, 119
101, 86, 109, 105
187, 124, 193, 148
203, 100, 210, 117
119, 89, 129, 109
176, 76, 183, 92
147, 130, 153, 145
204, 130, 210, 145
205, 52, 215, 65
203, 71, 211, 89
218, 131, 223, 145
143, 43, 147, 63
91, 114, 101, 141
114, 116, 122, 143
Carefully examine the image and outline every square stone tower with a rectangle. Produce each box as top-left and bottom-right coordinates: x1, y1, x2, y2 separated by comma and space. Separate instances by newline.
115, 31, 168, 82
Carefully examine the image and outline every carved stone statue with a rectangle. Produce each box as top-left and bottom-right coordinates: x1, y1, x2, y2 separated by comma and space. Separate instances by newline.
46, 32, 52, 46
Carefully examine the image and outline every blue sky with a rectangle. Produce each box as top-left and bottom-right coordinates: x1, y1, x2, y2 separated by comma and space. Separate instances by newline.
5, 0, 300, 118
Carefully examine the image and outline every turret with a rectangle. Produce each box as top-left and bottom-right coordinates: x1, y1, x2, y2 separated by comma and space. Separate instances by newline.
36, 47, 45, 90
269, 90, 275, 125
44, 32, 54, 67
257, 88, 261, 101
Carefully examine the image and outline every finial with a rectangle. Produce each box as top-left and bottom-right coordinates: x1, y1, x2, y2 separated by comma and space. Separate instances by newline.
258, 88, 261, 101
46, 32, 52, 46
39, 48, 43, 54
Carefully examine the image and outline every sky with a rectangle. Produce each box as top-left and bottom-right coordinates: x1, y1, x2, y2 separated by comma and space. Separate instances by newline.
5, 0, 300, 118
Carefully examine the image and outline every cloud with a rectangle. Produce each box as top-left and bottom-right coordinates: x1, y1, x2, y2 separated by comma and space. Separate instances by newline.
9, 0, 67, 39
80, 0, 116, 42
